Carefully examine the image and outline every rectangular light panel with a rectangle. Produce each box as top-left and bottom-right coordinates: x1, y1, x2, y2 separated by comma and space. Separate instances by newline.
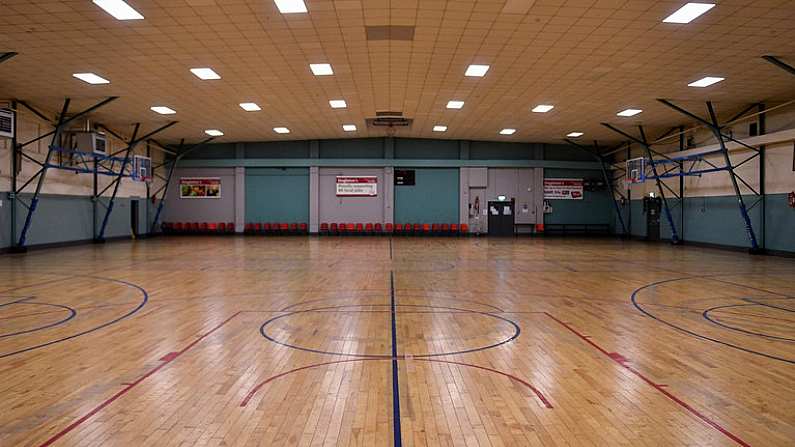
92, 0, 144, 20
446, 100, 465, 109
532, 104, 554, 113
190, 68, 221, 80
617, 109, 643, 117
688, 76, 724, 87
433, 125, 448, 132
342, 124, 357, 132
567, 132, 584, 138
273, 127, 290, 134
150, 106, 176, 115
465, 65, 490, 77
73, 73, 110, 85
663, 3, 715, 24
205, 129, 224, 137
310, 64, 334, 76
329, 100, 347, 109
274, 0, 307, 14
239, 102, 262, 111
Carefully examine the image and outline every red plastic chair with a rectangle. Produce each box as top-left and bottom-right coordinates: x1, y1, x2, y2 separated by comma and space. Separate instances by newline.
431, 224, 440, 234
374, 223, 383, 234
406, 224, 414, 235
330, 223, 338, 234
218, 223, 226, 233
289, 223, 298, 234
207, 223, 217, 232
420, 224, 428, 234
450, 224, 458, 234
299, 223, 308, 234
227, 223, 235, 233
262, 223, 271, 234
394, 223, 403, 234
244, 223, 253, 234
460, 223, 469, 235
346, 223, 355, 233
174, 223, 183, 233
253, 223, 262, 234
320, 223, 329, 234
365, 223, 373, 234
279, 223, 289, 234
337, 222, 346, 234
385, 223, 393, 234
441, 224, 450, 235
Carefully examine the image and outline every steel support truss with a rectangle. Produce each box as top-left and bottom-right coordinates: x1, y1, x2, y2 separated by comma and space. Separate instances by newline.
564, 138, 628, 236
147, 137, 215, 234
601, 123, 682, 244
9, 97, 178, 249
656, 99, 764, 252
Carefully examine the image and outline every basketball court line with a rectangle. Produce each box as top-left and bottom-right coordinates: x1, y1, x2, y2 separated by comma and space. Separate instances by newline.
0, 274, 149, 359
389, 271, 403, 447
631, 275, 795, 364
544, 312, 751, 447
0, 302, 76, 339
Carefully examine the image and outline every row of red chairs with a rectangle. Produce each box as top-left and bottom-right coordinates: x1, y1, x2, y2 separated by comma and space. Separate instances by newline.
319, 223, 469, 235
163, 222, 235, 234
244, 223, 308, 234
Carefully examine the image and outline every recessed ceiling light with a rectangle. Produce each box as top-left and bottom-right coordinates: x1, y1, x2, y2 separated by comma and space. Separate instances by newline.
663, 3, 715, 24
92, 0, 144, 20
465, 64, 490, 77
310, 63, 334, 76
688, 76, 725, 87
72, 73, 110, 85
150, 106, 176, 115
446, 100, 465, 109
329, 99, 347, 109
532, 104, 554, 113
205, 129, 223, 137
342, 124, 357, 132
567, 132, 584, 138
274, 0, 307, 14
617, 108, 643, 117
273, 127, 290, 134
433, 125, 448, 132
500, 128, 517, 135
239, 102, 261, 111
190, 67, 221, 80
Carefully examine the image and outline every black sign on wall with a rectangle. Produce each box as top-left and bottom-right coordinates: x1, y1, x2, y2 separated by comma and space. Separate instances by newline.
395, 169, 415, 185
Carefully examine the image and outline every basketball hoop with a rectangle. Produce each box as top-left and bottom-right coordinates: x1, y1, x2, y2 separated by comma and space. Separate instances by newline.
132, 155, 153, 183
626, 157, 646, 184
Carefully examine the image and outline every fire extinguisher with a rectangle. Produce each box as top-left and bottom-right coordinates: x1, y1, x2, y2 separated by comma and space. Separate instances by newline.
788, 191, 795, 208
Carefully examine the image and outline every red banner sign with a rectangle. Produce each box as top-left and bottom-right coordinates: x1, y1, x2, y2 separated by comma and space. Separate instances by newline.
180, 177, 221, 199
544, 178, 584, 200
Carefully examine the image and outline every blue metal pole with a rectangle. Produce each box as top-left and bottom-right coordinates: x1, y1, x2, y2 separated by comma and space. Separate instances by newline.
96, 124, 140, 241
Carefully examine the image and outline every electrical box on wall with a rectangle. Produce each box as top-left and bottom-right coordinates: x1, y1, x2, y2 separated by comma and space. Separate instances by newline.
0, 108, 14, 139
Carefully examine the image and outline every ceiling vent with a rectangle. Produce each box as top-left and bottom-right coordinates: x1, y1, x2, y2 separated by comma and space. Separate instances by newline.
366, 111, 412, 129
366, 26, 415, 41
0, 108, 14, 138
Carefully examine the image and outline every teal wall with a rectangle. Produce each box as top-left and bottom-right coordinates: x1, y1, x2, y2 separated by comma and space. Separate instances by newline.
1, 194, 140, 249
621, 193, 793, 253
394, 168, 459, 224
543, 169, 613, 227
245, 168, 309, 223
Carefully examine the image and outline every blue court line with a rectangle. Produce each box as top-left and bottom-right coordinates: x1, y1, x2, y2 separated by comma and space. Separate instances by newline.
0, 275, 149, 359
702, 303, 795, 342
631, 275, 795, 364
390, 271, 403, 447
0, 302, 77, 339
258, 304, 520, 358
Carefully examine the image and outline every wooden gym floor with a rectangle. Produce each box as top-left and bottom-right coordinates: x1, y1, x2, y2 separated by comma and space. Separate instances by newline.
0, 237, 793, 447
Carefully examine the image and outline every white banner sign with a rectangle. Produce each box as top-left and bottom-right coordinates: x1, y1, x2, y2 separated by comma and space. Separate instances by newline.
336, 176, 378, 197
544, 178, 583, 200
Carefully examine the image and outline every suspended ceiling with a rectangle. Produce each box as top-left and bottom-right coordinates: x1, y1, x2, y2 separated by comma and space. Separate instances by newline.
1, 0, 794, 145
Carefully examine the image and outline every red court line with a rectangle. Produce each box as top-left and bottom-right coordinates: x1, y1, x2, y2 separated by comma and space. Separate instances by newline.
543, 312, 751, 447
240, 358, 553, 409
37, 311, 242, 447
